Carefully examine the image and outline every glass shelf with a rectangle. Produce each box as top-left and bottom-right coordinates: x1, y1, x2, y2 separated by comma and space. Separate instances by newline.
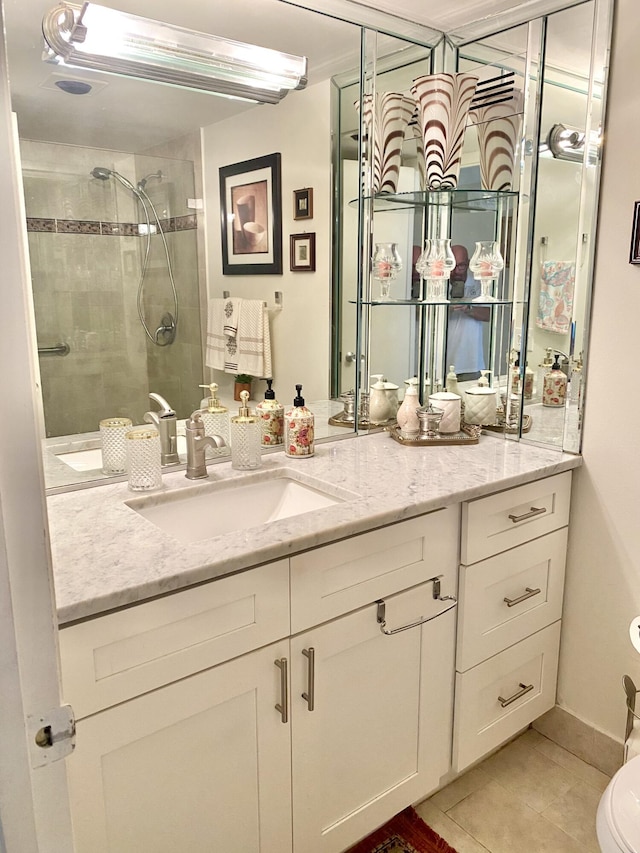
349, 188, 518, 212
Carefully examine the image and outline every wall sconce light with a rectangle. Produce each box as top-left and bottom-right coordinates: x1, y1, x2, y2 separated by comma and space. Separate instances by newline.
42, 2, 308, 104
544, 122, 601, 164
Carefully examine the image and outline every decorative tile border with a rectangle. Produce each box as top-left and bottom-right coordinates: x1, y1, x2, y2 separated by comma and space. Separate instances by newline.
26, 214, 198, 235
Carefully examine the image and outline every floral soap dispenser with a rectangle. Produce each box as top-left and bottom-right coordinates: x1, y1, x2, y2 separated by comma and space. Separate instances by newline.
255, 379, 284, 446
285, 385, 315, 457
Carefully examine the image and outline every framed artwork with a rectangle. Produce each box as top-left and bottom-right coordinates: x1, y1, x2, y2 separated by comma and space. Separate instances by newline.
290, 232, 316, 272
219, 153, 282, 275
293, 187, 313, 220
630, 201, 640, 264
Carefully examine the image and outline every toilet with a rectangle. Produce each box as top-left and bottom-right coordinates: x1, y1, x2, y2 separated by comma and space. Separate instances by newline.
596, 754, 640, 852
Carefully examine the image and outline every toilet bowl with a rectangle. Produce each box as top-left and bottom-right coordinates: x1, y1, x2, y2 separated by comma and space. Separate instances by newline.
597, 754, 640, 852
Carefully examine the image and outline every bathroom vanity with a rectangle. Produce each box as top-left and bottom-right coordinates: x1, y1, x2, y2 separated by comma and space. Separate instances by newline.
48, 433, 579, 853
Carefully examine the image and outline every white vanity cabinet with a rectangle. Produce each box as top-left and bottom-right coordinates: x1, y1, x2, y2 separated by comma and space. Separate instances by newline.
59, 507, 459, 853
453, 471, 572, 771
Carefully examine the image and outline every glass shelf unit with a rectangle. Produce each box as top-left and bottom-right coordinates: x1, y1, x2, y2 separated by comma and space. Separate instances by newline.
353, 299, 522, 307
353, 188, 518, 213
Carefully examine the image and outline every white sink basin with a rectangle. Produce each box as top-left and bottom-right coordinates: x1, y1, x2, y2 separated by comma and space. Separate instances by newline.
126, 470, 350, 543
55, 435, 187, 472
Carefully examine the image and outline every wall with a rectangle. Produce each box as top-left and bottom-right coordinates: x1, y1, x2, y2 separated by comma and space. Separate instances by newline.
202, 80, 332, 404
558, 0, 640, 741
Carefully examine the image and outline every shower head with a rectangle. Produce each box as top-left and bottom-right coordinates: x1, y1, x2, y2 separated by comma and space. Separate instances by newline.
137, 170, 163, 190
91, 166, 112, 180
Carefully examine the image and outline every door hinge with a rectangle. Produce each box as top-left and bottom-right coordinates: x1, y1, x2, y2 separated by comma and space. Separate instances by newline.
27, 704, 76, 768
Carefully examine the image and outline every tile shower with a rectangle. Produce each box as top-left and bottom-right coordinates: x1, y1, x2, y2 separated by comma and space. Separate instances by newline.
21, 140, 204, 437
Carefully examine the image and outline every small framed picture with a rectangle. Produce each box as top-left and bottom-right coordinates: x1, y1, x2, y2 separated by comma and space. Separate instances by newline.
290, 233, 316, 272
293, 187, 313, 220
630, 201, 640, 264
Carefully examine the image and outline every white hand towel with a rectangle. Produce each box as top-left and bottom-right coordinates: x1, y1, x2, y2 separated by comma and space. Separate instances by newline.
223, 297, 241, 338
234, 300, 273, 378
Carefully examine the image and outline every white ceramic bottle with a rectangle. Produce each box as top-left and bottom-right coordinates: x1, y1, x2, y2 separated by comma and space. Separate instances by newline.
396, 383, 420, 437
198, 383, 230, 459
284, 385, 315, 457
255, 379, 284, 446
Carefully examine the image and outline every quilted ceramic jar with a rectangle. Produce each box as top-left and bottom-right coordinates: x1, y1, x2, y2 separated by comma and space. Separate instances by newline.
464, 386, 497, 425
428, 391, 461, 433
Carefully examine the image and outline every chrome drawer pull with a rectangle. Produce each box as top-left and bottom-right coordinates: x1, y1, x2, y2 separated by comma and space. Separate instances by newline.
504, 587, 542, 608
508, 505, 546, 523
302, 647, 315, 712
274, 658, 288, 724
376, 577, 457, 636
498, 682, 534, 708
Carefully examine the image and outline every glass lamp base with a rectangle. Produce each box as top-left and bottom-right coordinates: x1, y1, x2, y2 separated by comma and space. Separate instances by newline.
424, 278, 449, 303
472, 279, 498, 302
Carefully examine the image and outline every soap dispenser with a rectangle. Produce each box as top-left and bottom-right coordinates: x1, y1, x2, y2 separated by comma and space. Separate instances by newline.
542, 354, 567, 407
445, 365, 460, 397
198, 383, 230, 459
284, 385, 315, 457
255, 379, 284, 446
230, 390, 261, 469
538, 348, 554, 401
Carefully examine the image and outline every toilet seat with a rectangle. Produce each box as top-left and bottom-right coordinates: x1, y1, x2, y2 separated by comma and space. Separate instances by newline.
601, 757, 640, 852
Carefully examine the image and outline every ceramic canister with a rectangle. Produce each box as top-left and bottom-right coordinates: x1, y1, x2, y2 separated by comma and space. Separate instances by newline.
396, 384, 420, 437
428, 391, 461, 433
464, 386, 498, 425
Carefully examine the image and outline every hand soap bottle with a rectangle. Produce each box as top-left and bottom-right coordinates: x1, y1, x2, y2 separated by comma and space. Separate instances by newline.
198, 383, 230, 459
230, 390, 261, 469
542, 354, 567, 407
255, 379, 284, 446
445, 365, 460, 397
284, 385, 315, 457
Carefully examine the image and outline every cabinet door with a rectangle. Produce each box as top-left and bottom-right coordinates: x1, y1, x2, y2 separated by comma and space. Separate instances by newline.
291, 583, 456, 853
67, 640, 292, 853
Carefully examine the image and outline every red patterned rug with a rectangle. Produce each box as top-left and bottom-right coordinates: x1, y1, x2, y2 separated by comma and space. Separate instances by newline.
345, 807, 459, 853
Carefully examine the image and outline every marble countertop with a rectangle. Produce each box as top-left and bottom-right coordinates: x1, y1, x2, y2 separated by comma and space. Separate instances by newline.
47, 431, 582, 625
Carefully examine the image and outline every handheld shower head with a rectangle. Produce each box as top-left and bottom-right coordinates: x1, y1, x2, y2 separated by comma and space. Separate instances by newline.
91, 166, 112, 180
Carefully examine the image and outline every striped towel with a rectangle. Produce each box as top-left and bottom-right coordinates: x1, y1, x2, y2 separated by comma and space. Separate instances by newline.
536, 261, 575, 334
234, 300, 272, 378
204, 298, 227, 371
223, 297, 241, 338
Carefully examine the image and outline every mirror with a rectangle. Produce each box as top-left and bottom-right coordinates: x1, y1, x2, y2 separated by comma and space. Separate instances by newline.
4, 0, 368, 488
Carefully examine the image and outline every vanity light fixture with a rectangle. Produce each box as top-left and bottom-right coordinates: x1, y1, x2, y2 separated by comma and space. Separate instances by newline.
42, 2, 308, 104
544, 122, 601, 164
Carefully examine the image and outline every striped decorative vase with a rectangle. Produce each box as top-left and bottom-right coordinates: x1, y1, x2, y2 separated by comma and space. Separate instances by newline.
354, 94, 382, 194
471, 91, 524, 191
377, 92, 415, 194
410, 73, 479, 190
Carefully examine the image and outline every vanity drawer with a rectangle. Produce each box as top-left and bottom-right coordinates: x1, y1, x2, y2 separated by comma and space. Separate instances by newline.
461, 472, 571, 565
59, 559, 290, 719
456, 528, 567, 672
290, 506, 459, 634
452, 621, 561, 772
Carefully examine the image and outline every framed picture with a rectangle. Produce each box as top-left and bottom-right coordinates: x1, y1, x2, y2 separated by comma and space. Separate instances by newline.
219, 153, 282, 275
290, 233, 316, 272
293, 187, 313, 220
630, 201, 640, 264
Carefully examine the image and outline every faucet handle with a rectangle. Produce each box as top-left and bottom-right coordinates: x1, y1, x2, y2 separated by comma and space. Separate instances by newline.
149, 392, 175, 418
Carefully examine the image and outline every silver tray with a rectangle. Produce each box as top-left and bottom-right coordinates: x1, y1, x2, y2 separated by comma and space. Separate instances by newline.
386, 423, 481, 446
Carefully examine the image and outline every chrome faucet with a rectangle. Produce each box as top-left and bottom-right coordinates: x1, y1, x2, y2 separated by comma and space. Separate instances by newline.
185, 411, 227, 480
144, 392, 180, 466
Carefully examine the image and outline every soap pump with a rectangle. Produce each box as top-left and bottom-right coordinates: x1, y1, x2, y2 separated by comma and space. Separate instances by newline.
230, 390, 261, 469
284, 385, 315, 458
542, 353, 567, 408
198, 383, 230, 459
445, 365, 460, 397
255, 379, 284, 446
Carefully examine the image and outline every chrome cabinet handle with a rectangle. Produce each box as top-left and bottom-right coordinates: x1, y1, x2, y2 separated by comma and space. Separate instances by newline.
504, 587, 542, 608
508, 506, 546, 523
302, 647, 315, 712
498, 682, 534, 708
274, 658, 288, 724
376, 576, 457, 635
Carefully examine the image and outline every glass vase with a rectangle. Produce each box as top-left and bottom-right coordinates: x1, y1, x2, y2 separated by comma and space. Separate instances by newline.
415, 238, 455, 302
469, 240, 504, 303
372, 242, 402, 301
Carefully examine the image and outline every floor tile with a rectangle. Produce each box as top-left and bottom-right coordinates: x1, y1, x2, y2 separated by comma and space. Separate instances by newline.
541, 780, 602, 852
532, 735, 611, 793
480, 737, 577, 812
429, 766, 493, 812
448, 780, 585, 853
415, 800, 490, 853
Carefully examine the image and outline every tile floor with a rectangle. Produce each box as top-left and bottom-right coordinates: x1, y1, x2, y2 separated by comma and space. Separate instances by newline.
415, 728, 611, 853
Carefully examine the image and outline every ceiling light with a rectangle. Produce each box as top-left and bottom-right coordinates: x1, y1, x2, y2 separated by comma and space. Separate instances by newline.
42, 2, 308, 104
